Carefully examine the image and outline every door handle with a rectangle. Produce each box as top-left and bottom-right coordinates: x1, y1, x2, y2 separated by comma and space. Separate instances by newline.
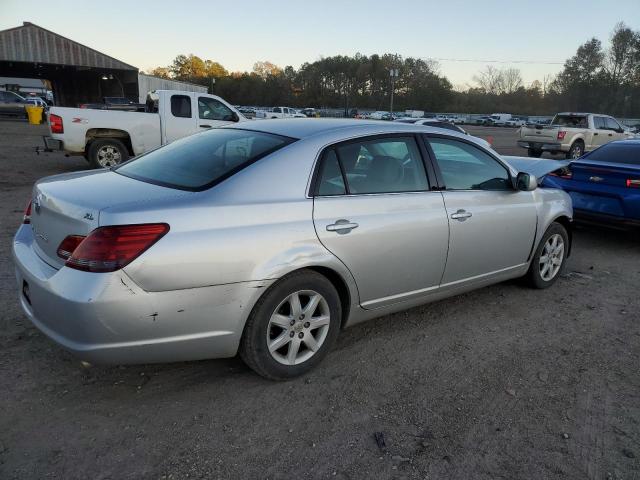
450, 209, 472, 221
608, 133, 613, 136
200, 124, 212, 128
326, 219, 359, 234
593, 132, 598, 136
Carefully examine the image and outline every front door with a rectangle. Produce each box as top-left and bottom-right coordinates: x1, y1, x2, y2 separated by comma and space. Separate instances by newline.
426, 135, 538, 285
313, 135, 449, 308
197, 96, 235, 129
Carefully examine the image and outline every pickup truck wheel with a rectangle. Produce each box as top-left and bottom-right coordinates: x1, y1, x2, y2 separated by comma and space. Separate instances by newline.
88, 139, 129, 169
566, 141, 584, 159
528, 149, 543, 158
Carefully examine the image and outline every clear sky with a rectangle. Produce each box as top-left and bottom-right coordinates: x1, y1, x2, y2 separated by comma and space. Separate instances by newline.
2, 0, 639, 87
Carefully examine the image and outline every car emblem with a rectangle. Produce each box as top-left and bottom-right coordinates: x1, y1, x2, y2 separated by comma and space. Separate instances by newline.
33, 194, 43, 214
589, 176, 604, 182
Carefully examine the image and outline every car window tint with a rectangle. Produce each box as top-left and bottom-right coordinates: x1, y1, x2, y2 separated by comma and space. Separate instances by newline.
586, 143, 640, 165
317, 150, 347, 196
334, 137, 428, 194
428, 137, 511, 191
552, 115, 587, 128
198, 97, 234, 121
116, 129, 292, 190
171, 95, 191, 118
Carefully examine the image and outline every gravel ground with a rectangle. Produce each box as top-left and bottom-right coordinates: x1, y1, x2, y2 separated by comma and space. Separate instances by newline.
0, 119, 638, 479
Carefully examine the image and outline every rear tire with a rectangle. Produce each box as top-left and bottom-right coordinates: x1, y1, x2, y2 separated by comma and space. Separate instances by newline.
528, 149, 543, 158
239, 269, 341, 380
525, 223, 569, 289
88, 138, 129, 169
566, 141, 584, 159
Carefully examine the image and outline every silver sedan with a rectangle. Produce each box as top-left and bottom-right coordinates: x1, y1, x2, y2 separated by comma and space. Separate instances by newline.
13, 119, 572, 379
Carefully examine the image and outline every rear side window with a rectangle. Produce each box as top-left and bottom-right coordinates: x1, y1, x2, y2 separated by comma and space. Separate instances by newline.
315, 137, 428, 195
586, 143, 640, 165
116, 129, 293, 190
317, 150, 346, 196
171, 95, 191, 118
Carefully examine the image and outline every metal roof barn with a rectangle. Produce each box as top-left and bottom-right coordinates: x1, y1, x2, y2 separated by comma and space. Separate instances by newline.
0, 22, 138, 106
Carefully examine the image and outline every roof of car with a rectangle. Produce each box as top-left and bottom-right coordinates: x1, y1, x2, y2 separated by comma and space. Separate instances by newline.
227, 118, 466, 140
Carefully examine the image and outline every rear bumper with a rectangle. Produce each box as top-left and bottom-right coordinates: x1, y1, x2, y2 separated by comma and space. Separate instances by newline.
13, 225, 268, 365
517, 141, 567, 152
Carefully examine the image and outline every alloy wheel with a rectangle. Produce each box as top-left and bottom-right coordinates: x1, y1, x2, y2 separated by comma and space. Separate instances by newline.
96, 145, 122, 167
266, 290, 331, 365
539, 233, 565, 281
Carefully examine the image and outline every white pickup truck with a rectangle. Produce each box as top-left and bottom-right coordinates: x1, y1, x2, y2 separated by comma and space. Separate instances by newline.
517, 112, 633, 159
45, 90, 245, 168
254, 106, 305, 119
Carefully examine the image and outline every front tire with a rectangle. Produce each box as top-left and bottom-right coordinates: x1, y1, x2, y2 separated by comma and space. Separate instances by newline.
88, 138, 129, 169
239, 270, 341, 380
525, 223, 568, 289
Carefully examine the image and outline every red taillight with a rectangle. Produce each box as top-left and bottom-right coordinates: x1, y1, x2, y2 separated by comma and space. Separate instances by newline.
549, 167, 573, 179
50, 114, 64, 134
64, 223, 169, 273
23, 200, 32, 224
57, 235, 86, 260
557, 131, 566, 140
626, 179, 640, 188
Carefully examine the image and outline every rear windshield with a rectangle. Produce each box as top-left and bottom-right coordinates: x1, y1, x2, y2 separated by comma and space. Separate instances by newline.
115, 129, 294, 190
551, 115, 587, 128
585, 143, 640, 165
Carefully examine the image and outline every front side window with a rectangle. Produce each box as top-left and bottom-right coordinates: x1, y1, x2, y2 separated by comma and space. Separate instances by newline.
198, 97, 234, 121
116, 129, 293, 190
316, 137, 428, 195
605, 117, 621, 131
428, 137, 511, 191
594, 116, 606, 129
171, 95, 191, 118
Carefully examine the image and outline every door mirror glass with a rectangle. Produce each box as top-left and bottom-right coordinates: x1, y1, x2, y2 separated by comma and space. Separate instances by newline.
516, 172, 537, 191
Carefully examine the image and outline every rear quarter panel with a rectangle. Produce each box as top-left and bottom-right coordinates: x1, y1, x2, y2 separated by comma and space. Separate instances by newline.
50, 107, 161, 155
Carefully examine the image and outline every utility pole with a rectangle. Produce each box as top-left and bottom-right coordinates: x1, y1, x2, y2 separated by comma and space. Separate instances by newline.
389, 68, 399, 116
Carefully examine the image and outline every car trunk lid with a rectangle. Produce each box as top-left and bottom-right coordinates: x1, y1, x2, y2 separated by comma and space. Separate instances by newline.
30, 170, 190, 269
569, 160, 638, 188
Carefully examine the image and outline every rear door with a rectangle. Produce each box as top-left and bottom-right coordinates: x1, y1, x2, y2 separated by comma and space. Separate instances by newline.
592, 116, 610, 148
163, 93, 197, 144
313, 135, 449, 309
197, 96, 236, 129
426, 135, 537, 285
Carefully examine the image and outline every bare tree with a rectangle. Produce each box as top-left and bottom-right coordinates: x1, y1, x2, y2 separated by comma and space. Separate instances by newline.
473, 66, 503, 94
501, 68, 523, 93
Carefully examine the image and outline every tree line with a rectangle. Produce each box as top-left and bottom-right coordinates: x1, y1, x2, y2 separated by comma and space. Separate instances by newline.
147, 23, 640, 117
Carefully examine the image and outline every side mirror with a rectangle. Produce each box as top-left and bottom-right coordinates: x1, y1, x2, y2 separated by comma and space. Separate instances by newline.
231, 112, 240, 123
516, 172, 537, 191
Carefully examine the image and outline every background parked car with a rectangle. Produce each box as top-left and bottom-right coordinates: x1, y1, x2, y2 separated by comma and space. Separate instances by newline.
543, 139, 640, 228
518, 112, 633, 159
0, 90, 28, 117
368, 110, 391, 120
255, 106, 305, 119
